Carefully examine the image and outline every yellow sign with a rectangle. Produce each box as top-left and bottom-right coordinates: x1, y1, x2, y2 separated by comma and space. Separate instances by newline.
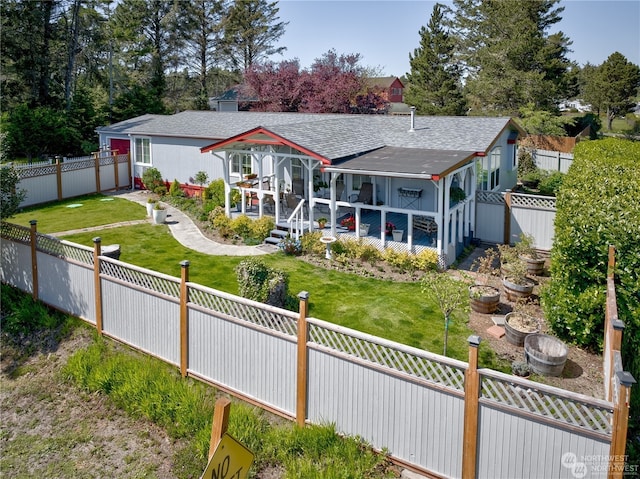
201, 433, 254, 479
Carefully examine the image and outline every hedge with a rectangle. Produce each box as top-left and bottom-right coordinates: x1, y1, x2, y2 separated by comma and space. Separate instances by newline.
541, 137, 640, 456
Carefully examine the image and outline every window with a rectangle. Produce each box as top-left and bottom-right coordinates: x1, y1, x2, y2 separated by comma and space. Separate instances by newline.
352, 174, 371, 190
134, 138, 151, 164
476, 147, 501, 190
291, 158, 303, 180
231, 153, 253, 175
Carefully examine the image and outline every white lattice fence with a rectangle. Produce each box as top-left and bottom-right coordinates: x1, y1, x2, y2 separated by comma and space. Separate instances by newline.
510, 193, 556, 211
100, 260, 180, 298
1, 222, 30, 244
188, 285, 298, 337
36, 234, 94, 264
308, 318, 467, 391
480, 369, 612, 434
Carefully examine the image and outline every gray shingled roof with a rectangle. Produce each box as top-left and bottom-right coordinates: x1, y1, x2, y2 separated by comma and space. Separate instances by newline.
97, 111, 517, 163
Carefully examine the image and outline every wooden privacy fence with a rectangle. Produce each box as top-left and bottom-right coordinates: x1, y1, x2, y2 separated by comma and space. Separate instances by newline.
12, 150, 131, 208
1, 222, 635, 479
475, 190, 556, 250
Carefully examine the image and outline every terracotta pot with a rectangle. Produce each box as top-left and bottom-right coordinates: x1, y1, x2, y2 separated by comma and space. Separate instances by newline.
469, 285, 500, 314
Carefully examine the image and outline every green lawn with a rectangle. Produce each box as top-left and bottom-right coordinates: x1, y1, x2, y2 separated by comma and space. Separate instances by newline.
9, 194, 502, 367
10, 194, 145, 233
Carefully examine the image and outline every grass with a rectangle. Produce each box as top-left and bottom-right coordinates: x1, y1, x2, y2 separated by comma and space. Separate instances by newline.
9, 193, 145, 233
62, 331, 397, 478
7, 193, 503, 368
1, 285, 396, 478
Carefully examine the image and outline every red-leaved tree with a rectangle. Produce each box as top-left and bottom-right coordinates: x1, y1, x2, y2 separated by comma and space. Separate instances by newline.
242, 49, 387, 114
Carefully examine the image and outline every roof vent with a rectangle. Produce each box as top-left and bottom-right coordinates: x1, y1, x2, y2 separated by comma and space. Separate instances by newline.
409, 106, 416, 132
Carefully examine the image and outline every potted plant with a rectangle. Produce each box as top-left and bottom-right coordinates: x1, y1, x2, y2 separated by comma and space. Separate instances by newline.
504, 299, 541, 346
449, 186, 466, 205
498, 244, 535, 301
317, 217, 327, 229
340, 215, 356, 231
469, 247, 501, 314
511, 360, 531, 378
230, 189, 242, 211
515, 233, 545, 276
152, 203, 167, 224
359, 223, 370, 235
146, 197, 157, 217
385, 222, 395, 236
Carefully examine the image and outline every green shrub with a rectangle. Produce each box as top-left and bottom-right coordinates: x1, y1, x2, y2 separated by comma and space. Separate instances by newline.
517, 148, 537, 177
204, 178, 225, 205
230, 214, 252, 239
169, 178, 185, 197
250, 216, 275, 242
209, 207, 233, 238
411, 249, 439, 272
540, 138, 640, 456
141, 167, 165, 194
235, 258, 289, 307
538, 171, 565, 196
382, 248, 415, 273
300, 231, 325, 256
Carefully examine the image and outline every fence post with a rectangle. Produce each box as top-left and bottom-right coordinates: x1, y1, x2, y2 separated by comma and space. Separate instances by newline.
29, 220, 38, 300
93, 152, 102, 193
462, 335, 481, 479
113, 150, 120, 189
56, 157, 63, 201
296, 291, 310, 428
180, 260, 190, 378
608, 371, 636, 479
503, 189, 512, 245
208, 397, 231, 460
92, 237, 103, 335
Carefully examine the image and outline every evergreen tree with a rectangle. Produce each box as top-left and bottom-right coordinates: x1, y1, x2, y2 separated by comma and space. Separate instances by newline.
449, 0, 572, 115
582, 53, 640, 130
405, 3, 466, 116
220, 0, 288, 72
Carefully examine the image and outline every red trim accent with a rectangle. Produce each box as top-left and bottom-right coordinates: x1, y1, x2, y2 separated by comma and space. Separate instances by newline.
475, 152, 486, 157
200, 127, 331, 165
431, 175, 440, 181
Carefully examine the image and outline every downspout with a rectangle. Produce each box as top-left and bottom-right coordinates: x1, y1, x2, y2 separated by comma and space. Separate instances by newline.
127, 134, 134, 191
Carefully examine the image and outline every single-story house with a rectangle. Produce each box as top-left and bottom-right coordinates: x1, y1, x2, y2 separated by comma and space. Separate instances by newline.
97, 110, 524, 265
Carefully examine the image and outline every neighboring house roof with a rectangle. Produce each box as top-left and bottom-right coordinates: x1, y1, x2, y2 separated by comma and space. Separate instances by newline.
209, 86, 257, 102
98, 111, 522, 176
367, 76, 404, 89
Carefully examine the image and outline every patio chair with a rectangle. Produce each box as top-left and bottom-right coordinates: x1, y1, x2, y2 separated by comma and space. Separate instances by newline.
349, 182, 373, 205
284, 193, 301, 216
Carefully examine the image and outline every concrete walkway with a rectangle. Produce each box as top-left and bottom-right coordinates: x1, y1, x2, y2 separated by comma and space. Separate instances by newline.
55, 190, 278, 257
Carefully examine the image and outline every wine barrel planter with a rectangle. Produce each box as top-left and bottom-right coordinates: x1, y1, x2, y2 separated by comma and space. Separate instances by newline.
469, 285, 500, 314
524, 334, 568, 376
522, 255, 545, 276
502, 276, 534, 301
504, 312, 540, 346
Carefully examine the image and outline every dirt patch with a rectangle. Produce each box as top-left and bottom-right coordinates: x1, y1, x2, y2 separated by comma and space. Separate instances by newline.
0, 326, 186, 478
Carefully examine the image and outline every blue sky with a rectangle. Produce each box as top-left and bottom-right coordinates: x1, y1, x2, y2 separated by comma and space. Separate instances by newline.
274, 0, 640, 76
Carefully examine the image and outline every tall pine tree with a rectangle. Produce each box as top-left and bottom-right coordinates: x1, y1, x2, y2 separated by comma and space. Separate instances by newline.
450, 0, 572, 115
405, 3, 466, 116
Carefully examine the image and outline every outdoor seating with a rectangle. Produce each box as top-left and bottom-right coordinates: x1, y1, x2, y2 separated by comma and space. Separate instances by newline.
349, 182, 373, 205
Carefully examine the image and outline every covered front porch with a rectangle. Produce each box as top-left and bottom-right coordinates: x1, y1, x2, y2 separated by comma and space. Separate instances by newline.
201, 130, 478, 265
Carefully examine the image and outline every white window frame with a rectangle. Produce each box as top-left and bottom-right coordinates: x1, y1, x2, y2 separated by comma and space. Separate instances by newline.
231, 153, 253, 175
134, 137, 151, 164
352, 174, 371, 190
476, 147, 501, 191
